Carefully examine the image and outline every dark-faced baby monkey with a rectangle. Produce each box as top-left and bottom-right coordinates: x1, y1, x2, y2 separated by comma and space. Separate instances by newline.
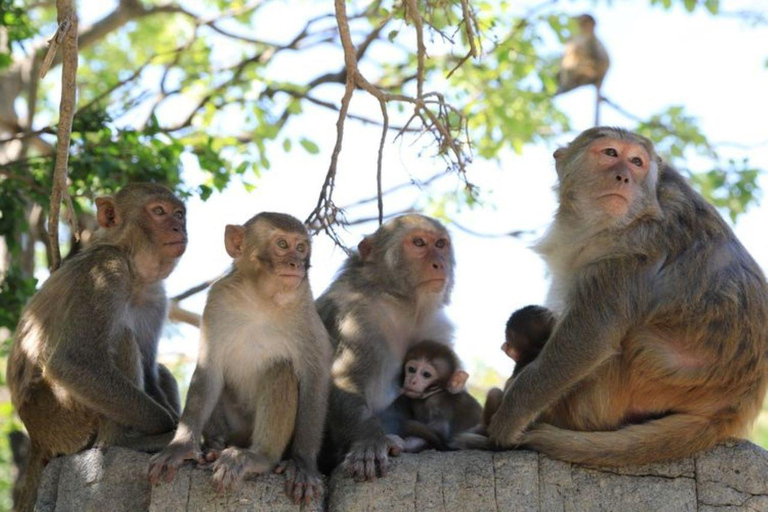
382, 340, 482, 452
489, 127, 768, 466
8, 183, 186, 512
484, 306, 555, 425
148, 212, 331, 504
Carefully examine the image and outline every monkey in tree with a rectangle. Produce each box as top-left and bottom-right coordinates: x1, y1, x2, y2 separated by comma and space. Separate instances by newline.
382, 340, 482, 452
488, 127, 768, 466
556, 14, 610, 125
317, 213, 455, 481
7, 183, 187, 512
484, 306, 555, 425
148, 212, 331, 504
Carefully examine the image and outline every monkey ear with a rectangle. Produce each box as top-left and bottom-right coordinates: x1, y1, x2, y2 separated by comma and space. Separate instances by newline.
95, 196, 121, 228
224, 225, 246, 258
358, 237, 373, 261
446, 370, 469, 394
553, 147, 566, 162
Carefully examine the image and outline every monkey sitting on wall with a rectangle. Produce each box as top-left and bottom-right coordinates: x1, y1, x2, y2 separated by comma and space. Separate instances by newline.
489, 127, 768, 466
148, 212, 331, 504
7, 183, 187, 512
317, 213, 456, 481
484, 306, 555, 425
381, 340, 482, 452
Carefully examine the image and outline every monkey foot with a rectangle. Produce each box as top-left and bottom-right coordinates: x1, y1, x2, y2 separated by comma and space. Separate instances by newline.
211, 447, 273, 493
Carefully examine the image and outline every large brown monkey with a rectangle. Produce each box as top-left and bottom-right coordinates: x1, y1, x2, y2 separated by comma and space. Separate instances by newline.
317, 214, 455, 481
489, 127, 768, 465
7, 183, 186, 512
148, 212, 331, 504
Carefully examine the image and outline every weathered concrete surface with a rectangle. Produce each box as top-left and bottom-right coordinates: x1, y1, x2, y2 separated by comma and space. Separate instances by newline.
34, 447, 321, 512
35, 441, 768, 512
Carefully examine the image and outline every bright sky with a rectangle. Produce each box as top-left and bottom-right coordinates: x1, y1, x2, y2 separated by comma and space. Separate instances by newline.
74, 1, 768, 382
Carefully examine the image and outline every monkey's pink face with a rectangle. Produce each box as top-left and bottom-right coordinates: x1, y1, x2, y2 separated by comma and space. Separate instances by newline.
402, 229, 451, 292
145, 200, 187, 259
402, 358, 440, 398
583, 138, 651, 218
267, 232, 310, 286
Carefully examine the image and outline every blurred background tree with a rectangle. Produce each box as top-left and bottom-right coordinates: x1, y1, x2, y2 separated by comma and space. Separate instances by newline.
1, 0, 767, 508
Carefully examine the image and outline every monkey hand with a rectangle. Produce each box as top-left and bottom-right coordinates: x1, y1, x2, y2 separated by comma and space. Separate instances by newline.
343, 435, 403, 482
148, 441, 204, 485
487, 412, 527, 448
275, 458, 325, 504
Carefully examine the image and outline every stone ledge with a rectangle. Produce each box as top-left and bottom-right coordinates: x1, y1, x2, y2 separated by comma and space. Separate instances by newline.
35, 441, 768, 512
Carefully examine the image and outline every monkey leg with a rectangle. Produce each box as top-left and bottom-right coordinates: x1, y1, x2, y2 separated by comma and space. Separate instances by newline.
252, 361, 298, 462
211, 362, 298, 492
15, 441, 48, 512
483, 387, 504, 426
95, 333, 172, 452
157, 363, 181, 417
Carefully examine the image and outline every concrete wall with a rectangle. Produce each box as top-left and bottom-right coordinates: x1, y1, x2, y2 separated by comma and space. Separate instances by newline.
35, 441, 768, 512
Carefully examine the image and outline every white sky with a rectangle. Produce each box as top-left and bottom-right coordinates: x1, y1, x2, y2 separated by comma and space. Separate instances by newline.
70, 1, 768, 382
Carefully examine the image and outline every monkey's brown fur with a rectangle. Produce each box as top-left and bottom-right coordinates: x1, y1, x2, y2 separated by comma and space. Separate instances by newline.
489, 127, 768, 466
8, 183, 187, 512
148, 212, 331, 504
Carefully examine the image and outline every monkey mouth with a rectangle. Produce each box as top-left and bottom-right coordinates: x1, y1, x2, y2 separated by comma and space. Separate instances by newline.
401, 389, 424, 399
598, 192, 629, 202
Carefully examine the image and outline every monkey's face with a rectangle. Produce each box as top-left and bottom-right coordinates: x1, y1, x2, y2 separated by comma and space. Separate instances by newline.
561, 136, 656, 222
261, 231, 310, 287
143, 199, 188, 259
401, 229, 451, 293
402, 357, 442, 398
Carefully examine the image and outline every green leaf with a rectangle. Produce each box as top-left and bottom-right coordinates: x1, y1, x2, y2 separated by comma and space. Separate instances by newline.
283, 138, 292, 152
299, 138, 320, 155
683, 0, 697, 12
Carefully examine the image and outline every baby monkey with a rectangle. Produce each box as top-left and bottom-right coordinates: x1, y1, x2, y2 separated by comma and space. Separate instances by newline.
484, 305, 554, 424
383, 340, 482, 452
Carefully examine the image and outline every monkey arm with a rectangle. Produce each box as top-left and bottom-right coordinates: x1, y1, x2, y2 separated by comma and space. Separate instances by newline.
173, 358, 225, 447
46, 336, 175, 435
490, 258, 646, 447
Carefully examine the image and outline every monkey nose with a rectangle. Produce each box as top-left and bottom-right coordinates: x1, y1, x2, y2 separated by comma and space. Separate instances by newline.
615, 175, 629, 184
432, 262, 443, 270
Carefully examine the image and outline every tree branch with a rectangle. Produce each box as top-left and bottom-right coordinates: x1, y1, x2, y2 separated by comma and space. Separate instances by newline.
47, 0, 78, 272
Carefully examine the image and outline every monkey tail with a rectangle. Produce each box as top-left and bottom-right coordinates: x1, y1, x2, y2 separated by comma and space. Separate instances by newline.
523, 413, 730, 466
15, 442, 46, 512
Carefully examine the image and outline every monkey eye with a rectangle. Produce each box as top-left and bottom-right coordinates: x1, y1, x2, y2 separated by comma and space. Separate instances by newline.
407, 366, 416, 374
602, 148, 618, 157
277, 239, 289, 249
173, 210, 184, 220
422, 371, 432, 379
413, 237, 426, 247
296, 242, 307, 253
153, 206, 165, 215
630, 157, 644, 167
435, 238, 447, 248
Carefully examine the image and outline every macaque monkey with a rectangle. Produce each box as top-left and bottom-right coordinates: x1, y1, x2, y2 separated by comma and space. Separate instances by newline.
556, 14, 610, 125
317, 214, 455, 481
383, 340, 482, 452
7, 183, 187, 512
484, 305, 555, 425
489, 127, 768, 466
148, 212, 331, 504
